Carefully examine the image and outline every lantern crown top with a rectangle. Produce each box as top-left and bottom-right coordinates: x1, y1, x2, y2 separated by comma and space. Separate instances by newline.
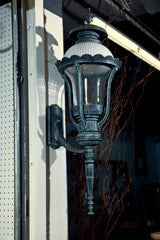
85, 8, 93, 25
69, 9, 108, 43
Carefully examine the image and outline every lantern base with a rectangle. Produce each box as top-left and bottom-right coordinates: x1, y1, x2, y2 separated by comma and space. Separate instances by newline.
76, 131, 102, 146
46, 104, 102, 215
72, 104, 104, 120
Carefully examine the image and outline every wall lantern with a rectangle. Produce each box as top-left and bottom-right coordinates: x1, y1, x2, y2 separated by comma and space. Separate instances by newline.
47, 10, 121, 215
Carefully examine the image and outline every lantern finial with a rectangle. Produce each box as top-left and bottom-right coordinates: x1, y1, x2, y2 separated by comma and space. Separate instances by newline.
85, 8, 93, 25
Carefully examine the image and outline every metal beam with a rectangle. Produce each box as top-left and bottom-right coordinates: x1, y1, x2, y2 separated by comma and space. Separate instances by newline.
64, 0, 160, 47
104, 0, 160, 46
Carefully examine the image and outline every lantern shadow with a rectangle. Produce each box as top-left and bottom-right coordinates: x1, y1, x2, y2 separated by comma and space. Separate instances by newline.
36, 25, 60, 240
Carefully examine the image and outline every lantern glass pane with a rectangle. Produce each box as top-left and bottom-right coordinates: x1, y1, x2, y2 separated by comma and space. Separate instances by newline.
64, 64, 111, 107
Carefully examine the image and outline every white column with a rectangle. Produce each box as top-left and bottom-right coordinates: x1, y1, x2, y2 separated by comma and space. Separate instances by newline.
24, 0, 68, 239
44, 6, 68, 240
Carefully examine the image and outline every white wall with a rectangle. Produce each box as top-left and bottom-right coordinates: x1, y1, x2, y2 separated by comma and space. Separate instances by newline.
0, 2, 20, 239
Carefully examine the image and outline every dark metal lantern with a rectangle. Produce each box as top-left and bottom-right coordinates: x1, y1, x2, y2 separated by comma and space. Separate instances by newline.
47, 11, 121, 215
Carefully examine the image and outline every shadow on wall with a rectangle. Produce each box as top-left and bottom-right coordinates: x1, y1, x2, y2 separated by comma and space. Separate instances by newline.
36, 25, 58, 76
36, 25, 58, 165
35, 25, 64, 240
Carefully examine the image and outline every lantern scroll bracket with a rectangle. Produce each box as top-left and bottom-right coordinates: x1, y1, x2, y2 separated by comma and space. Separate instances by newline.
46, 104, 85, 154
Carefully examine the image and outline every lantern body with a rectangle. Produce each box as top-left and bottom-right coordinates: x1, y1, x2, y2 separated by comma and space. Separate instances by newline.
54, 22, 122, 215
